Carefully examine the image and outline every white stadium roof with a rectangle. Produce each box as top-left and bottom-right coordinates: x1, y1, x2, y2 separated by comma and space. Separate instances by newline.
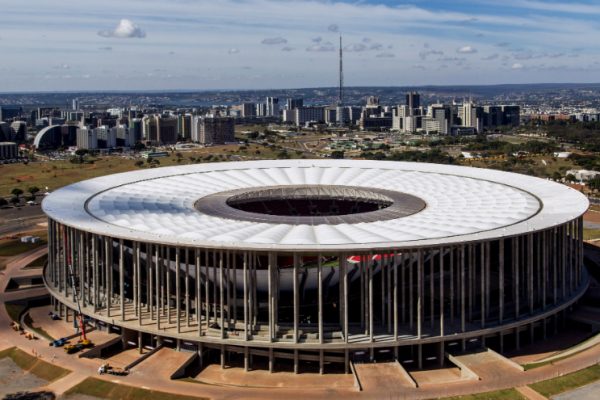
42, 159, 588, 251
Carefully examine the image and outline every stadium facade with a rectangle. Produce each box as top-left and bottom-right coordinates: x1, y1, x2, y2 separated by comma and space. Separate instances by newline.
42, 160, 589, 373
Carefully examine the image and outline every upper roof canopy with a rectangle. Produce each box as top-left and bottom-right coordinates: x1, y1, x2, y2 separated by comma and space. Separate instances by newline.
42, 159, 588, 251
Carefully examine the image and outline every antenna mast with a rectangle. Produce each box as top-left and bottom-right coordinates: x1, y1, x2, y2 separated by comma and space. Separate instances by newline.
338, 35, 343, 106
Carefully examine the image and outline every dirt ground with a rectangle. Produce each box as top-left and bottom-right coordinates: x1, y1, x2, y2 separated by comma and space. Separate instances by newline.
0, 357, 49, 397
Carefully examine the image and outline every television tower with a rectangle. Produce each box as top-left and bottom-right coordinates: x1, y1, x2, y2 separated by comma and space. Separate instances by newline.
338, 35, 344, 106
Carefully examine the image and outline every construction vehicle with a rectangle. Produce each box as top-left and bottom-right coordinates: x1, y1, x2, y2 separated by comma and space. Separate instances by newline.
63, 231, 94, 354
98, 363, 128, 376
24, 331, 36, 340
50, 337, 69, 347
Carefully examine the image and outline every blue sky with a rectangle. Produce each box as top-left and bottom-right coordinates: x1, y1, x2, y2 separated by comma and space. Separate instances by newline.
0, 0, 599, 91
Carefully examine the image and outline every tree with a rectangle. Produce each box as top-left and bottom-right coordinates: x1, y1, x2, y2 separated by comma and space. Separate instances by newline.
11, 188, 23, 198
27, 186, 40, 196
566, 174, 577, 182
9, 196, 20, 206
134, 160, 144, 168
0, 198, 8, 207
331, 150, 345, 159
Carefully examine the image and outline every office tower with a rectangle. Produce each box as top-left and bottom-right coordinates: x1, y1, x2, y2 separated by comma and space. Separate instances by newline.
0, 105, 22, 122
366, 96, 380, 107
406, 92, 420, 116
501, 105, 521, 127
293, 107, 325, 126
129, 118, 142, 144
177, 114, 192, 139
142, 115, 178, 144
286, 98, 303, 110
429, 104, 452, 135
76, 127, 98, 150
461, 101, 484, 133
484, 106, 504, 128
241, 103, 256, 118
266, 97, 280, 117
72, 99, 79, 111
10, 121, 27, 141
198, 117, 235, 145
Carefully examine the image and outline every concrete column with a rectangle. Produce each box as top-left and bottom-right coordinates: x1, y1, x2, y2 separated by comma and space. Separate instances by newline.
176, 248, 181, 333
450, 246, 454, 323
119, 239, 125, 320
243, 252, 248, 341
105, 236, 111, 317
499, 239, 504, 323
196, 249, 201, 335
430, 251, 435, 329
268, 253, 274, 342
293, 253, 299, 343
244, 347, 249, 371
394, 251, 399, 340
528, 234, 534, 314
155, 245, 160, 330
269, 348, 274, 373
369, 252, 374, 342
185, 249, 190, 327
204, 250, 210, 326
440, 246, 445, 336
319, 350, 324, 374
219, 251, 224, 339
460, 245, 465, 333
166, 247, 171, 323
293, 350, 299, 374
417, 248, 423, 339
409, 250, 414, 331
480, 242, 485, 328
318, 254, 323, 344
343, 254, 349, 344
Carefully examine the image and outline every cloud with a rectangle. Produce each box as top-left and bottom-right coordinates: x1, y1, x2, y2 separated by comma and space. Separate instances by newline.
369, 43, 383, 51
98, 19, 146, 38
412, 64, 426, 70
281, 46, 295, 52
53, 63, 70, 70
376, 52, 395, 58
98, 46, 112, 51
482, 53, 499, 61
344, 43, 367, 52
495, 42, 511, 47
328, 24, 339, 32
457, 46, 477, 54
312, 37, 322, 43
512, 63, 524, 69
306, 41, 335, 52
228, 48, 240, 54
261, 37, 287, 45
419, 49, 444, 60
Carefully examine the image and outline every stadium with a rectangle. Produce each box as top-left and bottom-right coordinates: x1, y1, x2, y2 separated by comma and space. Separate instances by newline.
42, 159, 589, 374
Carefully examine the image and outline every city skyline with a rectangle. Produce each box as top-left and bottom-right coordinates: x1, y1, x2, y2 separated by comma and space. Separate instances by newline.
1, 0, 600, 91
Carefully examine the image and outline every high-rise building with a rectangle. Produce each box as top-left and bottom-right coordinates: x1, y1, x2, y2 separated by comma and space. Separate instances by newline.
406, 92, 420, 116
72, 99, 79, 111
0, 106, 22, 122
293, 107, 325, 126
501, 105, 521, 127
461, 101, 484, 133
286, 98, 303, 110
266, 97, 279, 117
76, 127, 98, 150
142, 115, 178, 144
0, 142, 18, 159
9, 121, 27, 141
198, 117, 235, 145
429, 104, 452, 135
241, 103, 256, 118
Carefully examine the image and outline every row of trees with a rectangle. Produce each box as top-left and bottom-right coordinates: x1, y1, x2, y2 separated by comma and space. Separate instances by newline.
0, 186, 40, 208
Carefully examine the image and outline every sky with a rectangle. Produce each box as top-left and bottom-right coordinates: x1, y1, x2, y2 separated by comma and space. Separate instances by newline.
0, 0, 599, 91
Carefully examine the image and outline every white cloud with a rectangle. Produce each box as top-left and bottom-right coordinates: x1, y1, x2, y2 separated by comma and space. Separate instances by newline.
512, 63, 524, 69
281, 46, 295, 52
228, 48, 240, 54
419, 49, 444, 60
307, 41, 335, 52
482, 53, 499, 60
457, 46, 477, 54
344, 43, 367, 52
376, 52, 395, 58
312, 37, 322, 43
328, 24, 339, 32
98, 19, 146, 38
261, 37, 287, 45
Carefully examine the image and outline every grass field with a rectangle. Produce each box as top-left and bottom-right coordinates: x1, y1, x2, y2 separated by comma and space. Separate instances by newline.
0, 143, 303, 195
528, 364, 600, 397
0, 238, 46, 257
5, 303, 27, 322
24, 253, 48, 269
583, 228, 600, 241
64, 377, 208, 400
442, 388, 526, 400
0, 346, 71, 382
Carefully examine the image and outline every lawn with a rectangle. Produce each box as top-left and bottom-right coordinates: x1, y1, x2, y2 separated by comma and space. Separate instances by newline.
583, 228, 600, 241
24, 253, 48, 269
0, 238, 46, 257
528, 364, 600, 397
64, 377, 208, 400
0, 346, 71, 382
0, 144, 299, 196
5, 302, 27, 322
442, 388, 526, 400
